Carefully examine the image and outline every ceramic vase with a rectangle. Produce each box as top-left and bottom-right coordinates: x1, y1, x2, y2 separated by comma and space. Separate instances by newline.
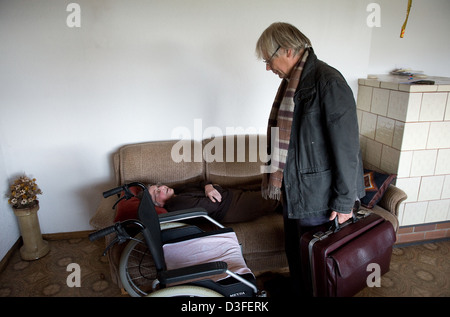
13, 203, 50, 260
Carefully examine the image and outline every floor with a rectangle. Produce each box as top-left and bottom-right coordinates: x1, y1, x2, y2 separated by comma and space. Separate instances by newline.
0, 238, 122, 297
0, 237, 449, 297
355, 240, 449, 297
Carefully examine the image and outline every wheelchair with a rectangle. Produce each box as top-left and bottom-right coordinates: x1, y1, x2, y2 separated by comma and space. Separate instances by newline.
89, 182, 261, 297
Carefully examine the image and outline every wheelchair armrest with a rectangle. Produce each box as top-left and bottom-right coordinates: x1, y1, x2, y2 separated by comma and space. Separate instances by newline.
158, 208, 224, 228
157, 261, 228, 285
158, 208, 208, 222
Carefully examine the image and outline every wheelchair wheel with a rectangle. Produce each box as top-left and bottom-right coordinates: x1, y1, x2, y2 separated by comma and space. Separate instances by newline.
119, 233, 156, 297
147, 285, 223, 297
119, 223, 187, 297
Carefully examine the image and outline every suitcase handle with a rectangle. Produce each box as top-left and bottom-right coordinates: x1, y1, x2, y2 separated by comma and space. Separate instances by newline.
332, 212, 358, 233
331, 200, 361, 232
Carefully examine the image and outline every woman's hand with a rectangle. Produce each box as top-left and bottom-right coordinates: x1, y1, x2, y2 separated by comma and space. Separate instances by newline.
205, 184, 222, 203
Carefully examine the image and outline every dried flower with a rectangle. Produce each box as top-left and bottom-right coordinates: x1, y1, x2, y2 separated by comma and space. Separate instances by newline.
6, 175, 42, 209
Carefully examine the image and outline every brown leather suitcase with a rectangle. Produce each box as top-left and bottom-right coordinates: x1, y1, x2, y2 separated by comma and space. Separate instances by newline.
300, 212, 396, 297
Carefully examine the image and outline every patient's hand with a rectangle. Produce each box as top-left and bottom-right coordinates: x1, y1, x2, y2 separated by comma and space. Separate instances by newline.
205, 184, 222, 203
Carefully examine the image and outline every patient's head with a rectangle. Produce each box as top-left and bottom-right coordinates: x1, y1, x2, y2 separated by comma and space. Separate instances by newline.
148, 184, 174, 207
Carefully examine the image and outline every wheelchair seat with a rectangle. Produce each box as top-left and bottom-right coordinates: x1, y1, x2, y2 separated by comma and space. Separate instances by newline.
164, 228, 252, 280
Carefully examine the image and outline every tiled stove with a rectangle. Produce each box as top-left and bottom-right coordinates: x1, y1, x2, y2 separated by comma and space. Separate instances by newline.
357, 75, 450, 242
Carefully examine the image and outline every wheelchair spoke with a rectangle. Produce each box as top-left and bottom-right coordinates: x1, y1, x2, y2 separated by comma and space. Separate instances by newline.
119, 235, 157, 297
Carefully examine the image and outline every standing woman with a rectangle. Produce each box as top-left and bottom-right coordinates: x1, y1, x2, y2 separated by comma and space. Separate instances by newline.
255, 22, 365, 295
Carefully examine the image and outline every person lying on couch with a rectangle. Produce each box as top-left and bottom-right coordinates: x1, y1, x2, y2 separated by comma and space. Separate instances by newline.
147, 182, 279, 223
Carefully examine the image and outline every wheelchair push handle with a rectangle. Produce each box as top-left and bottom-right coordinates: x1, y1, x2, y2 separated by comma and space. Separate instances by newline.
89, 218, 145, 244
89, 220, 146, 256
89, 225, 116, 241
103, 182, 147, 198
103, 186, 123, 198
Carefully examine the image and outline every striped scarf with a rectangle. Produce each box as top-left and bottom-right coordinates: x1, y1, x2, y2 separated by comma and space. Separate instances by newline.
262, 49, 309, 200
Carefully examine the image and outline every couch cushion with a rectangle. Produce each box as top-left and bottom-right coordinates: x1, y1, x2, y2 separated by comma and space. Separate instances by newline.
203, 135, 268, 187
228, 213, 287, 272
116, 140, 204, 186
229, 213, 284, 254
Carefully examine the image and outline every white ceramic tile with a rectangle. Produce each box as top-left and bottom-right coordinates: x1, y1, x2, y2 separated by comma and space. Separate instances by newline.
401, 122, 430, 150
397, 202, 406, 224
427, 122, 450, 149
445, 94, 450, 121
380, 82, 399, 90
365, 138, 382, 168
405, 93, 422, 122
419, 92, 448, 122
398, 84, 411, 93
360, 112, 377, 139
435, 149, 450, 175
356, 85, 372, 111
397, 151, 413, 177
396, 177, 421, 202
402, 85, 437, 93
375, 116, 395, 146
442, 175, 450, 199
392, 121, 404, 150
365, 79, 380, 88
357, 109, 363, 133
380, 145, 400, 174
401, 201, 428, 226
410, 150, 437, 177
446, 203, 450, 221
418, 175, 445, 201
371, 88, 390, 116
359, 135, 368, 158
388, 91, 409, 121
437, 85, 450, 92
425, 199, 450, 222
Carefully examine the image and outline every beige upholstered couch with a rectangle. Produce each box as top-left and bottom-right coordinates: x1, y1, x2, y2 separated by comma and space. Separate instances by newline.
90, 135, 407, 288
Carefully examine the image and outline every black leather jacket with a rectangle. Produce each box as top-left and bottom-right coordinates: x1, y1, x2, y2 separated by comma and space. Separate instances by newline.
283, 49, 365, 222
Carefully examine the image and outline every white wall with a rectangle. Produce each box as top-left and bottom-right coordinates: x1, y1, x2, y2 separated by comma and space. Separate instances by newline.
367, 0, 450, 76
1, 0, 449, 259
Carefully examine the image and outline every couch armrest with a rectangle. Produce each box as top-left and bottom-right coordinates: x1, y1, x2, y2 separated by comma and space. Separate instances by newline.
89, 196, 117, 229
377, 184, 407, 217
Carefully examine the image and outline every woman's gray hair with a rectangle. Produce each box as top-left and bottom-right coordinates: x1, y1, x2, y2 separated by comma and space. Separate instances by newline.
255, 22, 312, 60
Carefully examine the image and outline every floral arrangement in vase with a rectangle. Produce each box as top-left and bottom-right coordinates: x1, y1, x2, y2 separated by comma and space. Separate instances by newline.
6, 175, 43, 209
